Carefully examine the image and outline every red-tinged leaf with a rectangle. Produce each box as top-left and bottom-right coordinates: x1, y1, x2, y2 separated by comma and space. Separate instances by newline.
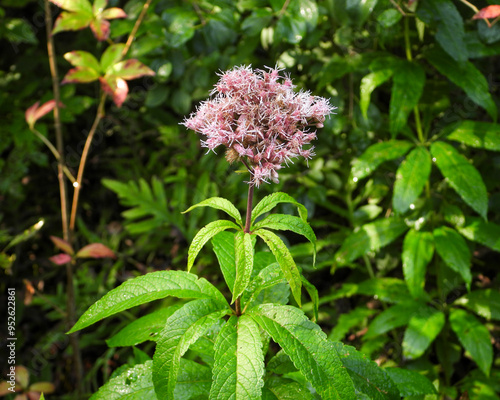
473, 5, 500, 20
52, 11, 92, 35
100, 7, 127, 19
62, 67, 100, 84
99, 76, 128, 107
111, 59, 155, 80
15, 366, 29, 388
49, 0, 92, 14
93, 0, 107, 14
100, 43, 125, 72
50, 235, 74, 255
25, 100, 57, 128
76, 243, 116, 259
28, 382, 56, 394
64, 50, 100, 71
89, 17, 110, 41
50, 253, 72, 265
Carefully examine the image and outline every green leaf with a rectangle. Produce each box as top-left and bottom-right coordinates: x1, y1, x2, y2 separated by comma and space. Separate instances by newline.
335, 218, 408, 266
426, 49, 497, 120
210, 316, 265, 400
365, 301, 421, 339
263, 376, 315, 400
350, 141, 413, 181
360, 69, 393, 120
243, 263, 289, 307
253, 214, 317, 264
248, 304, 356, 400
212, 231, 236, 292
301, 275, 319, 322
188, 220, 241, 272
458, 218, 500, 252
52, 11, 92, 35
431, 141, 488, 220
389, 62, 425, 137
447, 120, 500, 151
254, 229, 302, 306
62, 67, 100, 84
174, 359, 211, 400
106, 305, 182, 347
251, 192, 308, 225
385, 368, 437, 397
110, 59, 155, 81
153, 299, 229, 399
403, 306, 445, 359
232, 231, 254, 303
90, 361, 156, 400
332, 341, 400, 400
433, 226, 472, 290
329, 307, 377, 341
50, 0, 92, 13
377, 9, 402, 27
454, 289, 500, 321
393, 147, 431, 214
101, 43, 125, 72
418, 0, 466, 62
449, 308, 493, 377
68, 270, 227, 333
402, 229, 434, 299
183, 197, 243, 226
64, 50, 101, 72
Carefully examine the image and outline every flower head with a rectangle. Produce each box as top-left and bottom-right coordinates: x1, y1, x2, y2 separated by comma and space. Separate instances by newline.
183, 65, 335, 187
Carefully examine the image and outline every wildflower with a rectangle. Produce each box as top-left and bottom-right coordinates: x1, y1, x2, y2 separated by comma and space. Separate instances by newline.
182, 65, 335, 187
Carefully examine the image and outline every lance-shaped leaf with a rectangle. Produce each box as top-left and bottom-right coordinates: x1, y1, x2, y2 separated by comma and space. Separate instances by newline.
389, 62, 425, 137
350, 141, 413, 181
458, 218, 500, 252
263, 376, 315, 400
365, 301, 422, 338
153, 299, 229, 399
454, 289, 500, 321
431, 141, 488, 220
68, 270, 227, 333
360, 69, 393, 120
385, 368, 437, 397
335, 217, 408, 266
187, 220, 240, 272
393, 147, 431, 214
426, 48, 497, 120
253, 214, 317, 264
403, 306, 445, 359
212, 231, 236, 291
25, 100, 58, 129
175, 359, 211, 400
251, 192, 308, 225
107, 304, 182, 347
248, 304, 356, 400
447, 121, 500, 151
210, 316, 265, 400
76, 243, 116, 259
183, 197, 242, 226
332, 341, 400, 399
242, 263, 289, 307
90, 361, 156, 400
232, 231, 254, 303
402, 229, 434, 299
254, 229, 302, 306
433, 226, 472, 290
49, 235, 74, 255
449, 308, 493, 377
49, 253, 72, 265
301, 275, 319, 322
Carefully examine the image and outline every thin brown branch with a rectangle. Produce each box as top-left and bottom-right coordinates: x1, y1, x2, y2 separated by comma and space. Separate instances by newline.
122, 0, 153, 57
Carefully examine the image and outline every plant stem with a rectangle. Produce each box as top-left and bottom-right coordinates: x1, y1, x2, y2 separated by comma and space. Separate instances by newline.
244, 183, 255, 233
122, 0, 153, 57
44, 0, 83, 394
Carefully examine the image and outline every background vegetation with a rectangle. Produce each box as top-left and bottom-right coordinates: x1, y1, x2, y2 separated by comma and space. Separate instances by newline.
1, 0, 499, 398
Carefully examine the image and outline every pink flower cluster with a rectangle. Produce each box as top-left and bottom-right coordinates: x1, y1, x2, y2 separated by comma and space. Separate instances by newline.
183, 65, 334, 186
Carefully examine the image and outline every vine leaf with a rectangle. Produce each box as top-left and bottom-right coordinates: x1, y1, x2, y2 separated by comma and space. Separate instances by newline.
254, 229, 302, 306
248, 304, 356, 400
210, 316, 265, 400
153, 299, 229, 399
188, 220, 241, 272
68, 270, 227, 333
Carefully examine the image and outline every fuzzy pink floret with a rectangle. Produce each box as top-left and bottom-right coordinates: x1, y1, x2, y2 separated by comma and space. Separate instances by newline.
182, 65, 335, 187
